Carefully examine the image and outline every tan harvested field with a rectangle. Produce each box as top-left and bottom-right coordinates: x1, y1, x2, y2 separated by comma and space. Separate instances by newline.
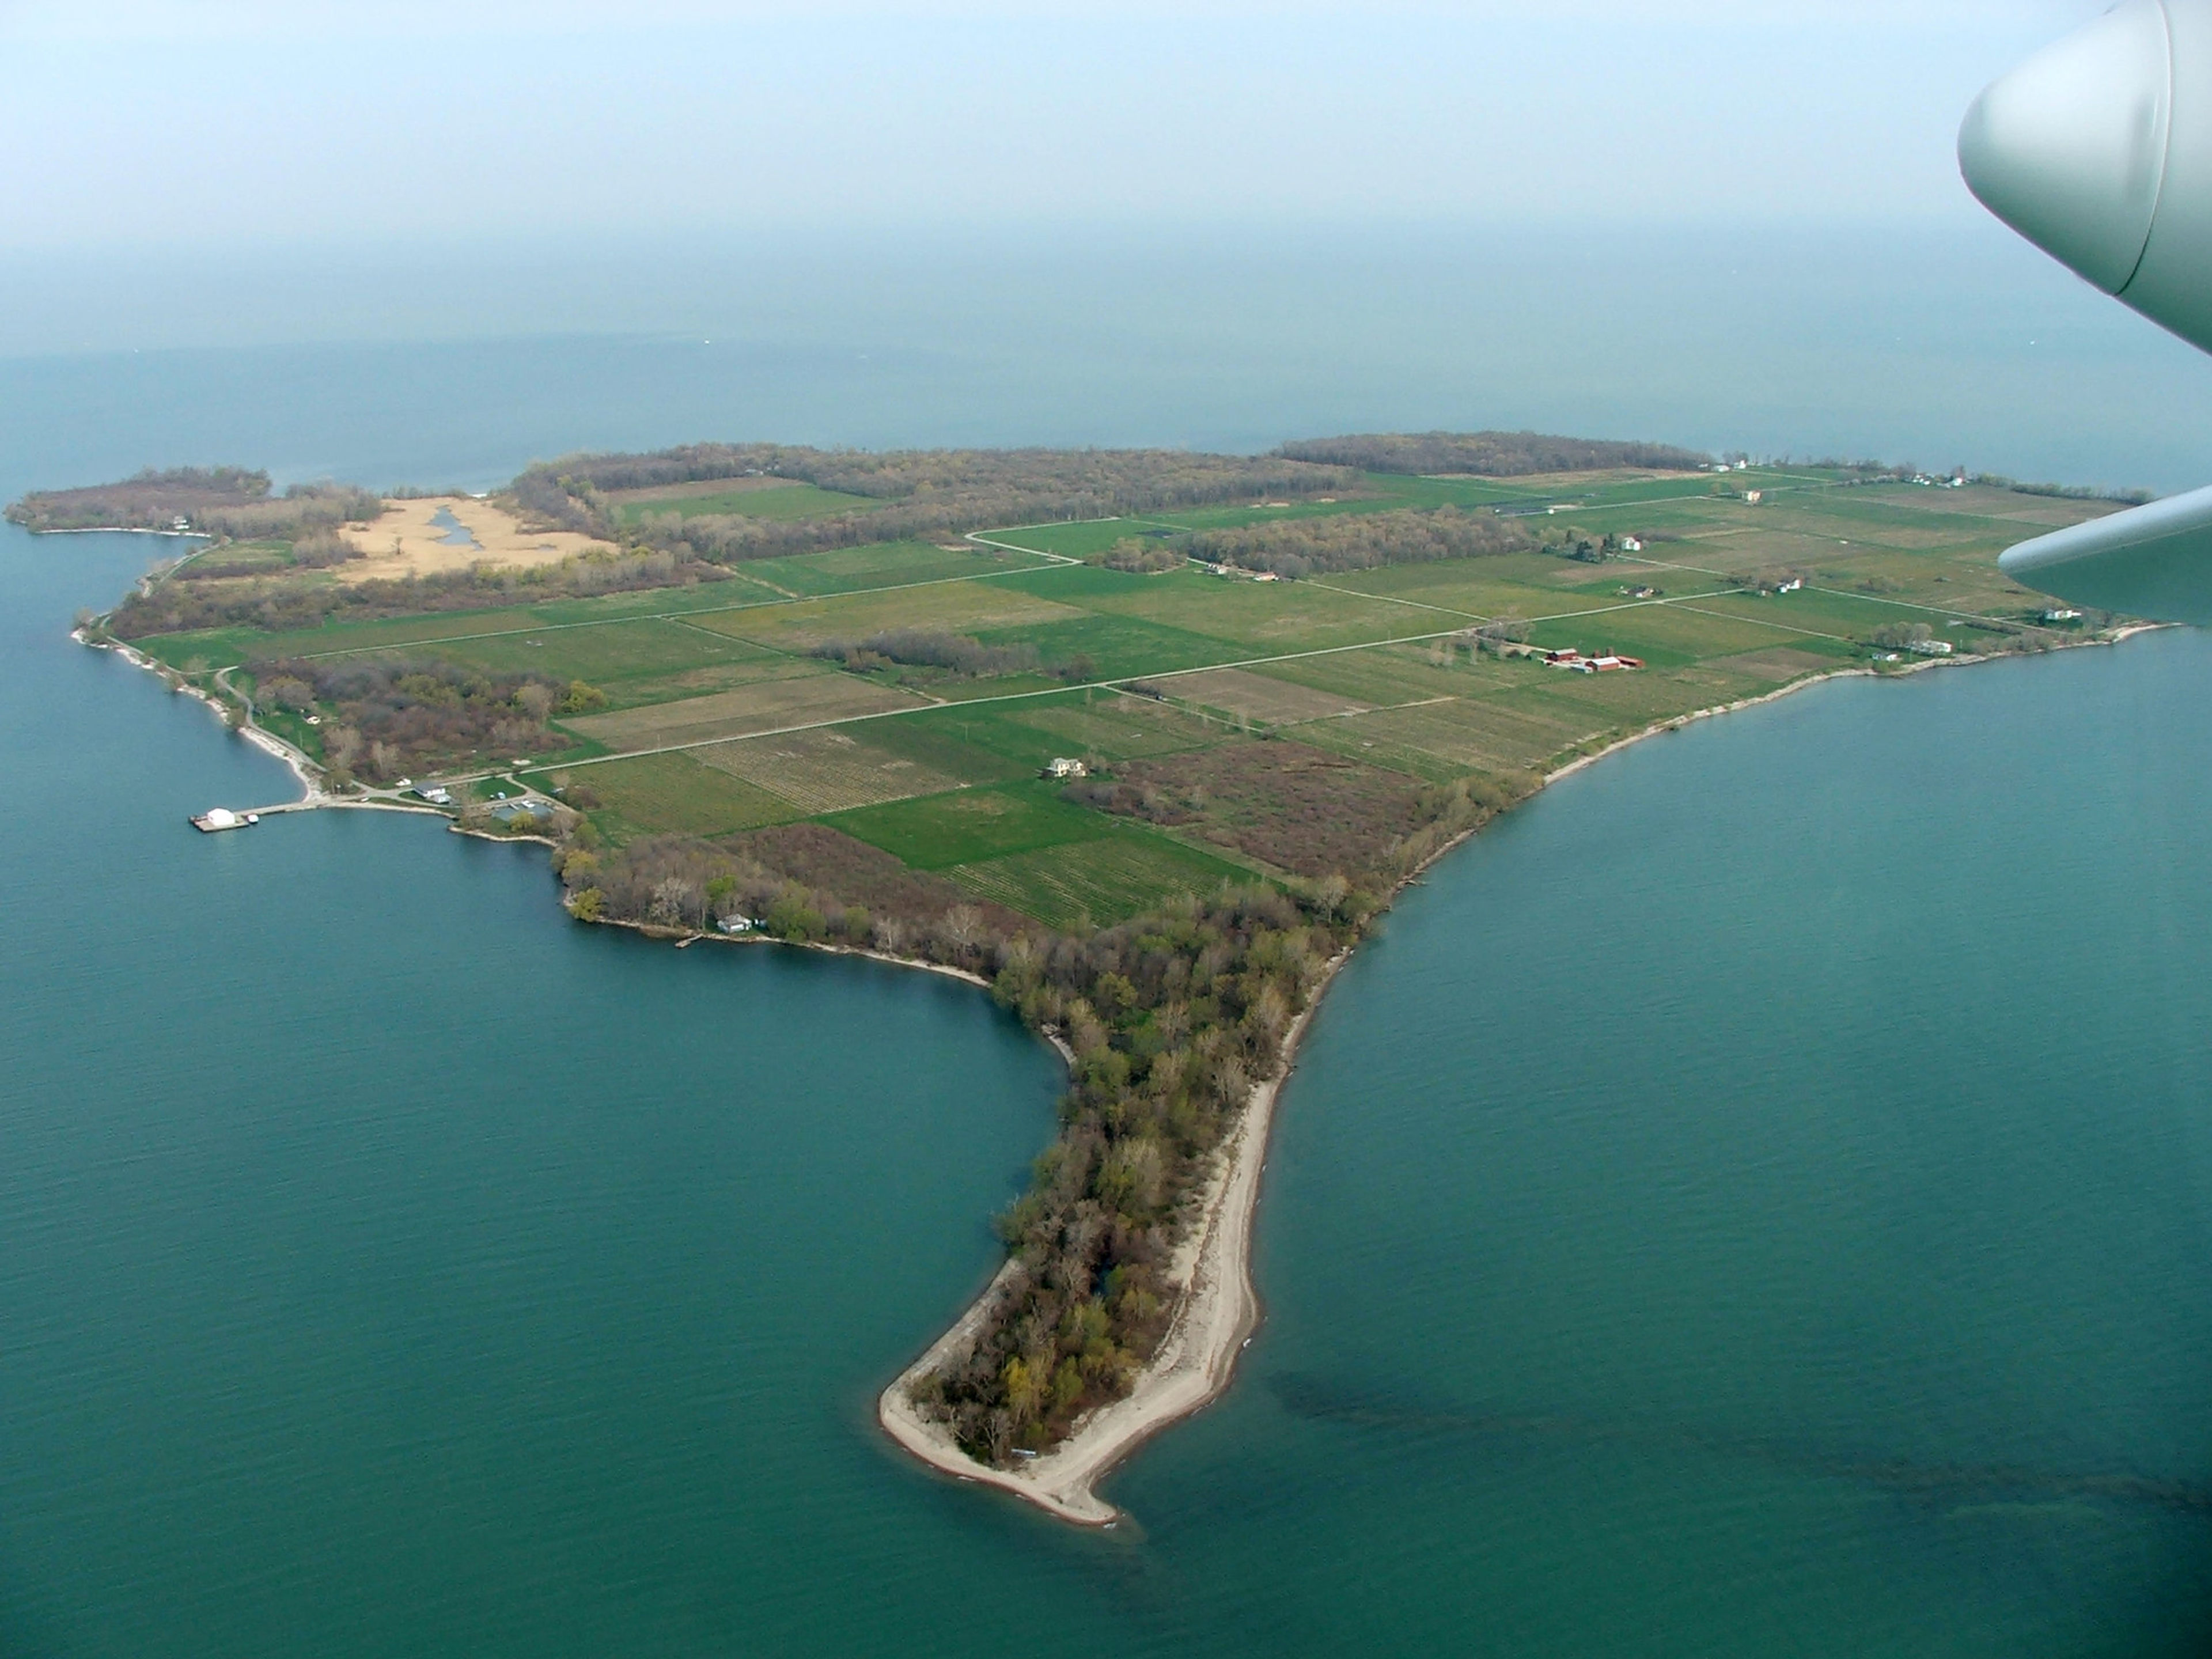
1338, 694, 1589, 771
1004, 692, 1222, 757
696, 582, 1085, 650
560, 671, 927, 751
1851, 486, 2105, 528
603, 476, 813, 506
598, 654, 832, 711
1797, 521, 1990, 552
1259, 645, 1502, 708
1469, 466, 1710, 490
1680, 529, 1878, 567
1530, 669, 1734, 724
1168, 666, 1372, 726
694, 728, 963, 815
338, 497, 612, 583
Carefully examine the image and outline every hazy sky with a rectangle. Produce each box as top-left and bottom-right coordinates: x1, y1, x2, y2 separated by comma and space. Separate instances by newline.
0, 1, 2113, 252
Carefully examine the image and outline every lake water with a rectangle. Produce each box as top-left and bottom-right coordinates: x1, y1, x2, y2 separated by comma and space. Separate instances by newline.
3, 293, 2210, 1653
427, 505, 482, 548
9, 222, 2212, 495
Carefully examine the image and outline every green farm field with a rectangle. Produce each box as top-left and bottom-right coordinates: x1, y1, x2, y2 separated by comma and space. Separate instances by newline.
555, 752, 800, 840
732, 539, 1055, 596
949, 830, 1262, 930
825, 782, 1113, 869
121, 452, 2127, 930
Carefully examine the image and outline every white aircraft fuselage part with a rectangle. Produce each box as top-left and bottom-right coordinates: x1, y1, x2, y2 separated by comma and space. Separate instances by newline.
1960, 0, 2212, 623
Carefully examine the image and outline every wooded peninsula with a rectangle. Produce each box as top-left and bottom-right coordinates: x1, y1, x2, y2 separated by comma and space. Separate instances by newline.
26, 434, 2136, 1521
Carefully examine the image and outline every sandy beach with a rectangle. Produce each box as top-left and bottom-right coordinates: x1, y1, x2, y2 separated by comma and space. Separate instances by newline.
877, 956, 1343, 1526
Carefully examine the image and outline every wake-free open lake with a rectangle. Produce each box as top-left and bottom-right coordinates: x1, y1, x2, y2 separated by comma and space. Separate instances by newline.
3, 304, 2209, 1652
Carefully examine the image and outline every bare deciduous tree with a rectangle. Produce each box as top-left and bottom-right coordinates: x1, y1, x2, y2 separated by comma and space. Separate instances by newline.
941, 904, 984, 951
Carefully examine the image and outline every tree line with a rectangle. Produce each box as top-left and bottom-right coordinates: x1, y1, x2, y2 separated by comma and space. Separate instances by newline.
811, 627, 1040, 679
511, 444, 1363, 563
1276, 431, 1712, 476
1180, 505, 1535, 578
110, 548, 727, 639
7, 468, 379, 539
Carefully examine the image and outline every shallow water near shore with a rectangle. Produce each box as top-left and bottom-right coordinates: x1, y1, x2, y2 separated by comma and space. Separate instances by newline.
5, 415, 2212, 1652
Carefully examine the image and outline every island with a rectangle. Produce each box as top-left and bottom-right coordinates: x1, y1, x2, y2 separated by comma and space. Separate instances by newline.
21, 434, 2146, 1525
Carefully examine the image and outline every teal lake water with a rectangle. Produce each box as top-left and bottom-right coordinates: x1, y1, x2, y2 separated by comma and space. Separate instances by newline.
4, 377, 2211, 1653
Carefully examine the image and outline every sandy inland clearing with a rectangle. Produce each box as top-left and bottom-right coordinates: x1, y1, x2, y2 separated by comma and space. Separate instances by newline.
338, 497, 613, 584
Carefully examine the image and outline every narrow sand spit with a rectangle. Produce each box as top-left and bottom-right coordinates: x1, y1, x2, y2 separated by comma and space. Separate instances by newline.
877, 626, 2175, 1526
878, 964, 1342, 1527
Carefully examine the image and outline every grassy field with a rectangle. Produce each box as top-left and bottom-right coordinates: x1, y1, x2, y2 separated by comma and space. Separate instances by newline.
559, 670, 926, 750
693, 727, 966, 815
949, 830, 1258, 930
732, 539, 1054, 597
550, 752, 799, 840
129, 460, 2123, 929
696, 578, 1086, 652
824, 782, 1113, 870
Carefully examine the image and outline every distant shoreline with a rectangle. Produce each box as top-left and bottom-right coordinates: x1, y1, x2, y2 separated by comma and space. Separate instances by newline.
30, 525, 207, 537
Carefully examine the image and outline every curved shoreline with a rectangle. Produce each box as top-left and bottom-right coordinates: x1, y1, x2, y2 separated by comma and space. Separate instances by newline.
873, 626, 2168, 1526
877, 963, 1340, 1525
79, 614, 2162, 1525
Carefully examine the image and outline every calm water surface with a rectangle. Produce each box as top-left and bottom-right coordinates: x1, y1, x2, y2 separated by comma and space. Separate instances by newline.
2, 391, 2209, 1654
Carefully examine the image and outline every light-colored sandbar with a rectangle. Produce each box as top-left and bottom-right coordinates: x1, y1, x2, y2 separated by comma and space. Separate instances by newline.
878, 961, 1342, 1527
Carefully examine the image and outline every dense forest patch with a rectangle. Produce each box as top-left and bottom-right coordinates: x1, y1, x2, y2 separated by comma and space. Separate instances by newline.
514, 443, 1363, 562
7, 467, 381, 539
1277, 430, 1712, 476
250, 657, 605, 783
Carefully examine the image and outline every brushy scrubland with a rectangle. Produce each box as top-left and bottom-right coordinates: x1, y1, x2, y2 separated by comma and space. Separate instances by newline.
110, 548, 727, 639
811, 627, 1041, 679
554, 757, 1532, 1460
516, 443, 1362, 560
1185, 505, 1535, 578
251, 658, 608, 783
1092, 505, 1535, 578
1276, 430, 1712, 476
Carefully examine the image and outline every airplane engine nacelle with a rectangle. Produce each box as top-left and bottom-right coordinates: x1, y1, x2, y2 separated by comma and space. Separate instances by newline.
1961, 0, 2212, 623
1960, 0, 2212, 353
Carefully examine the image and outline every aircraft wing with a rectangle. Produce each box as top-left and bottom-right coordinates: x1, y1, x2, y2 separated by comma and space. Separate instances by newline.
2001, 486, 2212, 625
1964, 1, 2212, 626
